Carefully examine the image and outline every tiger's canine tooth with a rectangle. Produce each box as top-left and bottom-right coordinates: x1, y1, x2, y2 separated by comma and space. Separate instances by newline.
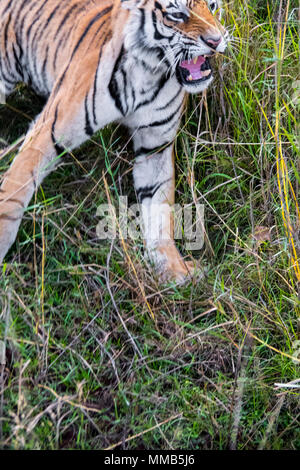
193, 57, 198, 64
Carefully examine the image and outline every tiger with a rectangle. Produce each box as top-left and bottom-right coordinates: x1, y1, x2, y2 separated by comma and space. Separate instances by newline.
0, 0, 228, 283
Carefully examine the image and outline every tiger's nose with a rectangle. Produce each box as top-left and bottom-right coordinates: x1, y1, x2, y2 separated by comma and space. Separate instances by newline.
200, 35, 222, 50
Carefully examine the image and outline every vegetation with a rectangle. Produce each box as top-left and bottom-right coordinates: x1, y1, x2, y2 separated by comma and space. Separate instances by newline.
0, 0, 299, 450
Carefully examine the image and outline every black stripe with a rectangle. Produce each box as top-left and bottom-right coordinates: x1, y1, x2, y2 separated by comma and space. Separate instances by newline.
134, 141, 172, 157
140, 7, 145, 33
45, 4, 62, 29
154, 2, 163, 11
137, 58, 158, 74
156, 87, 182, 111
12, 44, 23, 78
136, 178, 172, 203
140, 102, 182, 128
55, 4, 80, 35
4, 12, 11, 49
152, 11, 169, 41
121, 67, 128, 115
92, 50, 102, 125
85, 94, 94, 136
3, 12, 12, 69
71, 7, 112, 61
41, 45, 49, 92
52, 36, 63, 72
134, 74, 168, 112
131, 86, 136, 110
51, 105, 65, 155
14, 0, 34, 35
108, 46, 126, 115
3, 0, 13, 16
15, 35, 24, 64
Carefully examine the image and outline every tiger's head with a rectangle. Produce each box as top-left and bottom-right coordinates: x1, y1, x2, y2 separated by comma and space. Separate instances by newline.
121, 0, 228, 93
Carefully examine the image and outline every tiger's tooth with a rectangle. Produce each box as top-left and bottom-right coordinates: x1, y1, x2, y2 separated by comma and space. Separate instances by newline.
193, 57, 198, 64
187, 75, 193, 81
201, 69, 211, 77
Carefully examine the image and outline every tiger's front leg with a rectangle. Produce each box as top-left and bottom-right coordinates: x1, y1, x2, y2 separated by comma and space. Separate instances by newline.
0, 120, 57, 264
0, 79, 101, 263
132, 128, 196, 283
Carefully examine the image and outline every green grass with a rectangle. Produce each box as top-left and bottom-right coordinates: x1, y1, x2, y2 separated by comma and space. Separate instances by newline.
0, 0, 299, 450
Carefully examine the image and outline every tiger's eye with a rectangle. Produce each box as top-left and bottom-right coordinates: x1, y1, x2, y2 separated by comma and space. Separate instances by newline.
166, 12, 189, 22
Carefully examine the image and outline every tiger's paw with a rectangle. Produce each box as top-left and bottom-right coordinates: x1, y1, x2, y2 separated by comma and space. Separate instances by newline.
151, 241, 204, 285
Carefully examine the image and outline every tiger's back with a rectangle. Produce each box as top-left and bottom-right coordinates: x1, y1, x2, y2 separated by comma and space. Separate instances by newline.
0, 0, 114, 96
0, 0, 228, 283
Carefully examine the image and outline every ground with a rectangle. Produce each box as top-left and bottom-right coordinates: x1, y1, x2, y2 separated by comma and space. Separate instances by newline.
0, 0, 299, 450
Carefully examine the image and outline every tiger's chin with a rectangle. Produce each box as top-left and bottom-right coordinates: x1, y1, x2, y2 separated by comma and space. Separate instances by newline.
176, 55, 214, 93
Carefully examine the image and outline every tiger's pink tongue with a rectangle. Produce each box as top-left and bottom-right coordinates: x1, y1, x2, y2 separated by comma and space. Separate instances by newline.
180, 56, 206, 80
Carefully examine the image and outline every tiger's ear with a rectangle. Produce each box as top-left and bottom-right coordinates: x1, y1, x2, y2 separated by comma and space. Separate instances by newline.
120, 0, 140, 10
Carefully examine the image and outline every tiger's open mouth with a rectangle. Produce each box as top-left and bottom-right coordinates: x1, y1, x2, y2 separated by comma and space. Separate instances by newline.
176, 56, 212, 85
